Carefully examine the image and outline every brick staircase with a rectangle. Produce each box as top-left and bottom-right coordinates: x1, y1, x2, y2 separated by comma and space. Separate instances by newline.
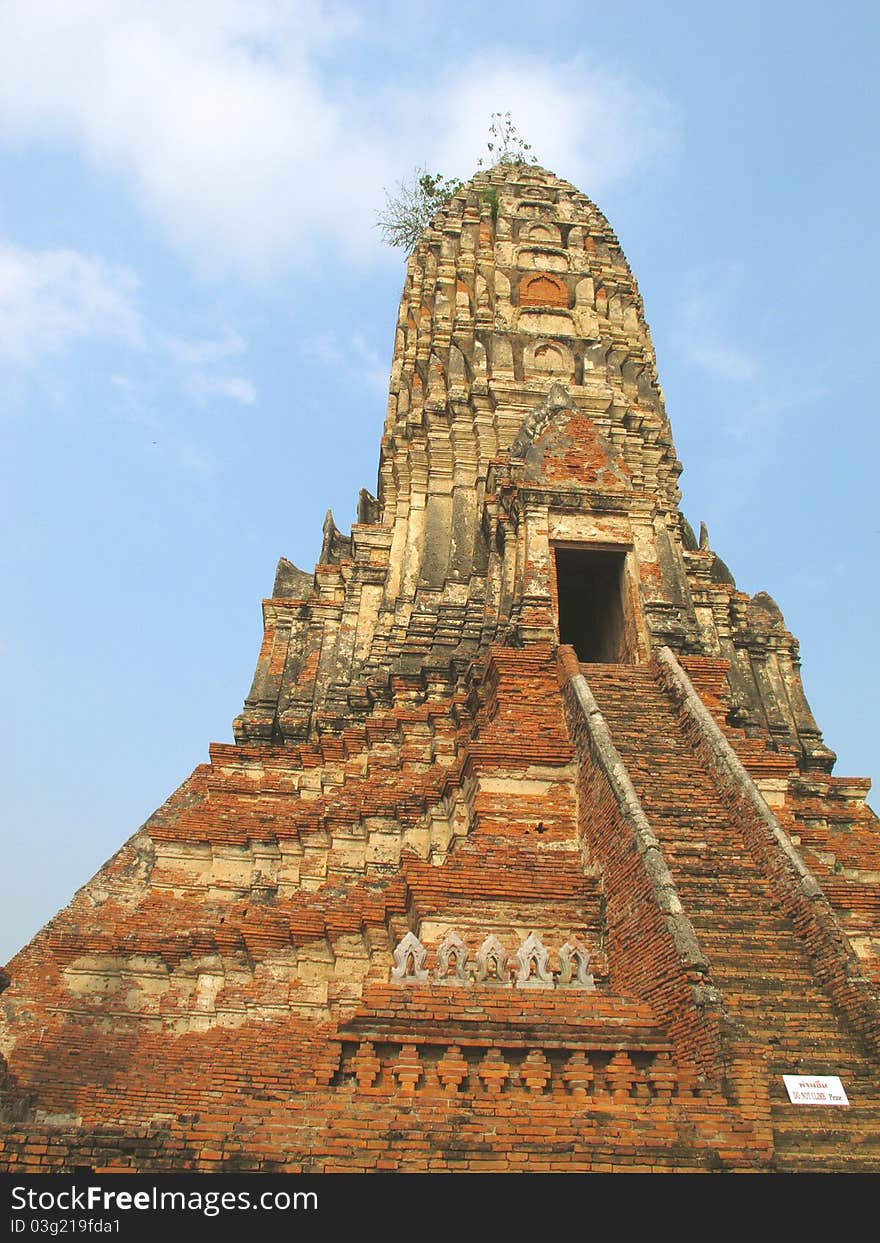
584, 660, 880, 1171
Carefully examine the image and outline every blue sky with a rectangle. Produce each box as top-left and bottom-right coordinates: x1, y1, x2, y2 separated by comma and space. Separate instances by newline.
2, 1, 878, 964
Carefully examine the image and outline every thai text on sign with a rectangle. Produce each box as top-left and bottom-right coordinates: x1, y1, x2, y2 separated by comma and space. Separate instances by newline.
783, 1075, 849, 1106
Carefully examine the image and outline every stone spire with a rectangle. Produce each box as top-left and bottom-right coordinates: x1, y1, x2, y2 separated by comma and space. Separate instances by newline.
234, 163, 829, 769
377, 164, 679, 596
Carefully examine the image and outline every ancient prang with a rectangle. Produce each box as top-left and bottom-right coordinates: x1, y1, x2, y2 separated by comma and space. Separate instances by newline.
2, 164, 879, 1173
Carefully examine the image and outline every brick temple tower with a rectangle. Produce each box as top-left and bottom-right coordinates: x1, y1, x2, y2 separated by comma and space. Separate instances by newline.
2, 165, 879, 1172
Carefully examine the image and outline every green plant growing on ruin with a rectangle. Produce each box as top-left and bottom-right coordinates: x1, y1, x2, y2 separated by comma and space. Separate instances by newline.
375, 169, 464, 253
377, 114, 537, 251
480, 186, 500, 222
477, 112, 538, 169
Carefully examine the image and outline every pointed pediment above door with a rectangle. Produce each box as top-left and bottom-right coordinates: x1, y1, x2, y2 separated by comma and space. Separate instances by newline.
510, 385, 631, 490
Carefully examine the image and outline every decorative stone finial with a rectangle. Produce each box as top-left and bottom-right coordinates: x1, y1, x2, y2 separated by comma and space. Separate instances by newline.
558, 940, 595, 989
390, 931, 429, 984
434, 931, 469, 984
474, 934, 509, 986
514, 932, 553, 989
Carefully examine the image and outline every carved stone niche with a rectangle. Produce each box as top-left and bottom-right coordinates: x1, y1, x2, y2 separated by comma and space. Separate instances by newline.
558, 940, 595, 990
514, 932, 554, 989
519, 273, 568, 308
474, 934, 509, 987
524, 340, 574, 379
519, 221, 561, 245
519, 310, 575, 337
518, 247, 568, 273
390, 931, 429, 984
434, 931, 470, 985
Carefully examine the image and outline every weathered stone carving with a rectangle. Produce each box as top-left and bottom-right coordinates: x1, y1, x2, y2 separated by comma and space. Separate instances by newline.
389, 933, 598, 990
434, 931, 470, 984
272, 556, 312, 598
514, 932, 553, 989
474, 934, 509, 986
390, 931, 429, 984
558, 940, 595, 989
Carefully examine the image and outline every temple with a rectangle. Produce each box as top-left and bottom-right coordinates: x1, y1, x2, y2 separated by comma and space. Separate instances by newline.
2, 164, 879, 1172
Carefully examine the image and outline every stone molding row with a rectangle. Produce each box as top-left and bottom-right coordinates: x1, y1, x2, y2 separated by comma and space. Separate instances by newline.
389, 930, 594, 990
329, 1039, 681, 1101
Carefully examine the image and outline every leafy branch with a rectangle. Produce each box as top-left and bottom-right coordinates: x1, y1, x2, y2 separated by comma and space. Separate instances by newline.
375, 170, 464, 253
376, 115, 538, 252
477, 112, 538, 169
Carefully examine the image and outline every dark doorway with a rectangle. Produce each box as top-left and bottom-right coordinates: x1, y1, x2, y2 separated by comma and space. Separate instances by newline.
555, 547, 632, 663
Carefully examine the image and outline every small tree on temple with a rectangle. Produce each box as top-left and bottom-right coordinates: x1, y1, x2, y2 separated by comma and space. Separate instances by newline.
477, 112, 537, 168
376, 114, 537, 252
375, 170, 464, 253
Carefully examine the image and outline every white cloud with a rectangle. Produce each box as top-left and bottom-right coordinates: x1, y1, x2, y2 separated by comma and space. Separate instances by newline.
0, 4, 679, 277
674, 272, 760, 385
719, 386, 827, 446
300, 330, 342, 369
0, 240, 257, 407
0, 1, 387, 275
158, 328, 258, 404
350, 332, 388, 395
672, 269, 829, 459
682, 329, 759, 384
175, 443, 215, 475
300, 328, 387, 395
425, 61, 680, 196
158, 329, 247, 370
0, 243, 143, 363
189, 374, 257, 406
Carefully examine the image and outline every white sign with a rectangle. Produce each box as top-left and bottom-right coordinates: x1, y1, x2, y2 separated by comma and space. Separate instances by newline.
783, 1075, 849, 1106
